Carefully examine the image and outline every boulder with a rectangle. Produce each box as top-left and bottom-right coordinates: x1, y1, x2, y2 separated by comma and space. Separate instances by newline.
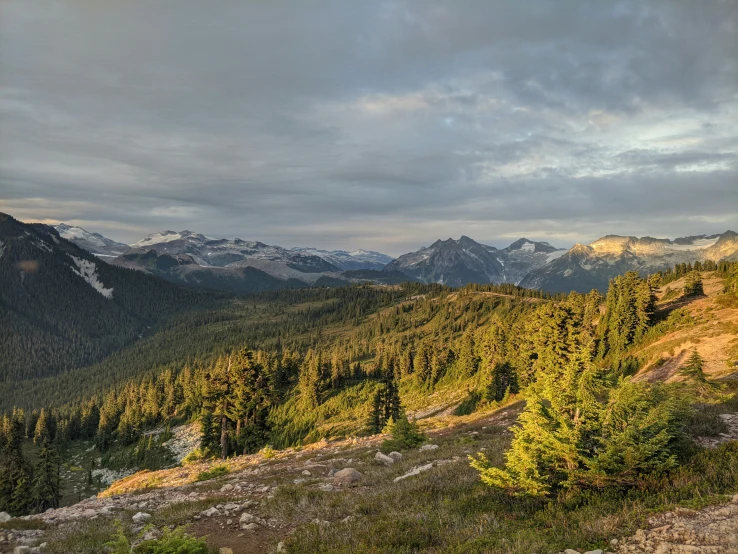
333, 468, 362, 487
132, 512, 152, 524
0, 511, 11, 523
420, 444, 439, 451
388, 451, 403, 461
374, 452, 395, 465
239, 512, 258, 529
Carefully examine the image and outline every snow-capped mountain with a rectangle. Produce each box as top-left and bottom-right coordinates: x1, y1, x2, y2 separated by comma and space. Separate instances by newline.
54, 224, 130, 258
385, 236, 563, 287
520, 231, 738, 293
497, 238, 565, 285
291, 247, 393, 271
106, 229, 399, 291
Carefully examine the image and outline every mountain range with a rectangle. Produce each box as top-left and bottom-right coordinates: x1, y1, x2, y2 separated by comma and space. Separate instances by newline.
49, 221, 738, 294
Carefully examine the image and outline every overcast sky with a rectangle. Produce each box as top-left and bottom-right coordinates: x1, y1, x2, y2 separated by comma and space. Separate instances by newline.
1, 1, 736, 255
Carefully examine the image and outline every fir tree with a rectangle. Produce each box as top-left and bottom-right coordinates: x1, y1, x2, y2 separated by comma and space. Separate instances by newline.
31, 441, 61, 513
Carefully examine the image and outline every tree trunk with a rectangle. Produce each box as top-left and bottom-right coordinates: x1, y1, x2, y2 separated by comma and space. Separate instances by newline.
220, 416, 228, 460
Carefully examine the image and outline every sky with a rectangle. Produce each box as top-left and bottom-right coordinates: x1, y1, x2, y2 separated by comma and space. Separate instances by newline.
1, 0, 737, 256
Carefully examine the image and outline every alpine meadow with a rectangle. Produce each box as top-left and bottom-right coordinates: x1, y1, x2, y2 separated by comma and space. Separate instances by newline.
1, 1, 738, 554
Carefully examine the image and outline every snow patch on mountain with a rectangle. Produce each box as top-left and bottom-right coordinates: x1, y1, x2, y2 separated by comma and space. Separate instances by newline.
68, 255, 114, 298
547, 250, 567, 262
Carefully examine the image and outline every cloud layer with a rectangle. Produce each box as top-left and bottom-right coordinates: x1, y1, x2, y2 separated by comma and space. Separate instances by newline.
1, 0, 736, 254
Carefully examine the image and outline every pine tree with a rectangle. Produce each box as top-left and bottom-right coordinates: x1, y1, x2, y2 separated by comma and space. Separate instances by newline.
0, 409, 33, 515
31, 441, 61, 513
684, 271, 704, 297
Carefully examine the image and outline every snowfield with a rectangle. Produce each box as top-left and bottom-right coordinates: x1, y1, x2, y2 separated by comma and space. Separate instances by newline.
68, 255, 114, 298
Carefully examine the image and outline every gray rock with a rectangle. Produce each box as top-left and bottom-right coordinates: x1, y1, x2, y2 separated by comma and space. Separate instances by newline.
242, 522, 259, 532
132, 512, 152, 524
201, 507, 219, 517
239, 512, 258, 529
302, 469, 311, 476
333, 468, 362, 487
142, 529, 162, 541
277, 542, 287, 552
0, 511, 11, 523
374, 451, 395, 465
420, 444, 439, 451
583, 550, 603, 554
388, 451, 403, 461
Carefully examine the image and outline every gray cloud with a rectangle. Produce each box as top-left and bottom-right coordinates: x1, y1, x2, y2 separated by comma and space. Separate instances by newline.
1, 0, 737, 255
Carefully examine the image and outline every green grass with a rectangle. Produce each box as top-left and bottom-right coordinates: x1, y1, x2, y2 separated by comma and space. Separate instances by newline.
262, 428, 738, 554
195, 464, 229, 482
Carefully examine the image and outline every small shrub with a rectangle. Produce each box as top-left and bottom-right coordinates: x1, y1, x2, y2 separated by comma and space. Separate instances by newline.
134, 526, 212, 554
182, 449, 205, 466
195, 464, 229, 482
381, 416, 425, 451
260, 444, 276, 459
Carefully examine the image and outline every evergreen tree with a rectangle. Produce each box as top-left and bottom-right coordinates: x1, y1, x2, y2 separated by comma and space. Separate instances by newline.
0, 409, 33, 515
31, 441, 61, 513
684, 271, 704, 297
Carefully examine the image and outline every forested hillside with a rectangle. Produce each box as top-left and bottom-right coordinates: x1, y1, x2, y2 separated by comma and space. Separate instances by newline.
0, 213, 217, 383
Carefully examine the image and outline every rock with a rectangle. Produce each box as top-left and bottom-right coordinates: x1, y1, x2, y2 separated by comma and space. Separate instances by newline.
394, 463, 434, 483
327, 467, 338, 477
420, 444, 439, 451
142, 529, 162, 541
333, 468, 362, 487
201, 507, 220, 517
318, 484, 334, 492
302, 469, 311, 476
374, 451, 395, 465
0, 511, 11, 523
277, 542, 287, 552
226, 519, 232, 525
388, 451, 403, 461
312, 518, 330, 527
239, 512, 258, 529
132, 512, 152, 524
564, 550, 580, 554
242, 522, 259, 532
583, 550, 603, 554
13, 547, 31, 554
219, 549, 234, 554
223, 503, 239, 512
220, 484, 234, 492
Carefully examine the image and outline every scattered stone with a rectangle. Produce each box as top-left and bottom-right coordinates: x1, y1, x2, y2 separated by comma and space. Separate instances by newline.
239, 512, 259, 529
302, 469, 311, 476
333, 468, 362, 487
142, 529, 162, 541
131, 512, 152, 524
242, 522, 259, 532
375, 451, 395, 465
223, 503, 239, 512
220, 484, 234, 492
201, 507, 219, 517
394, 463, 434, 483
420, 444, 439, 451
388, 451, 403, 461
